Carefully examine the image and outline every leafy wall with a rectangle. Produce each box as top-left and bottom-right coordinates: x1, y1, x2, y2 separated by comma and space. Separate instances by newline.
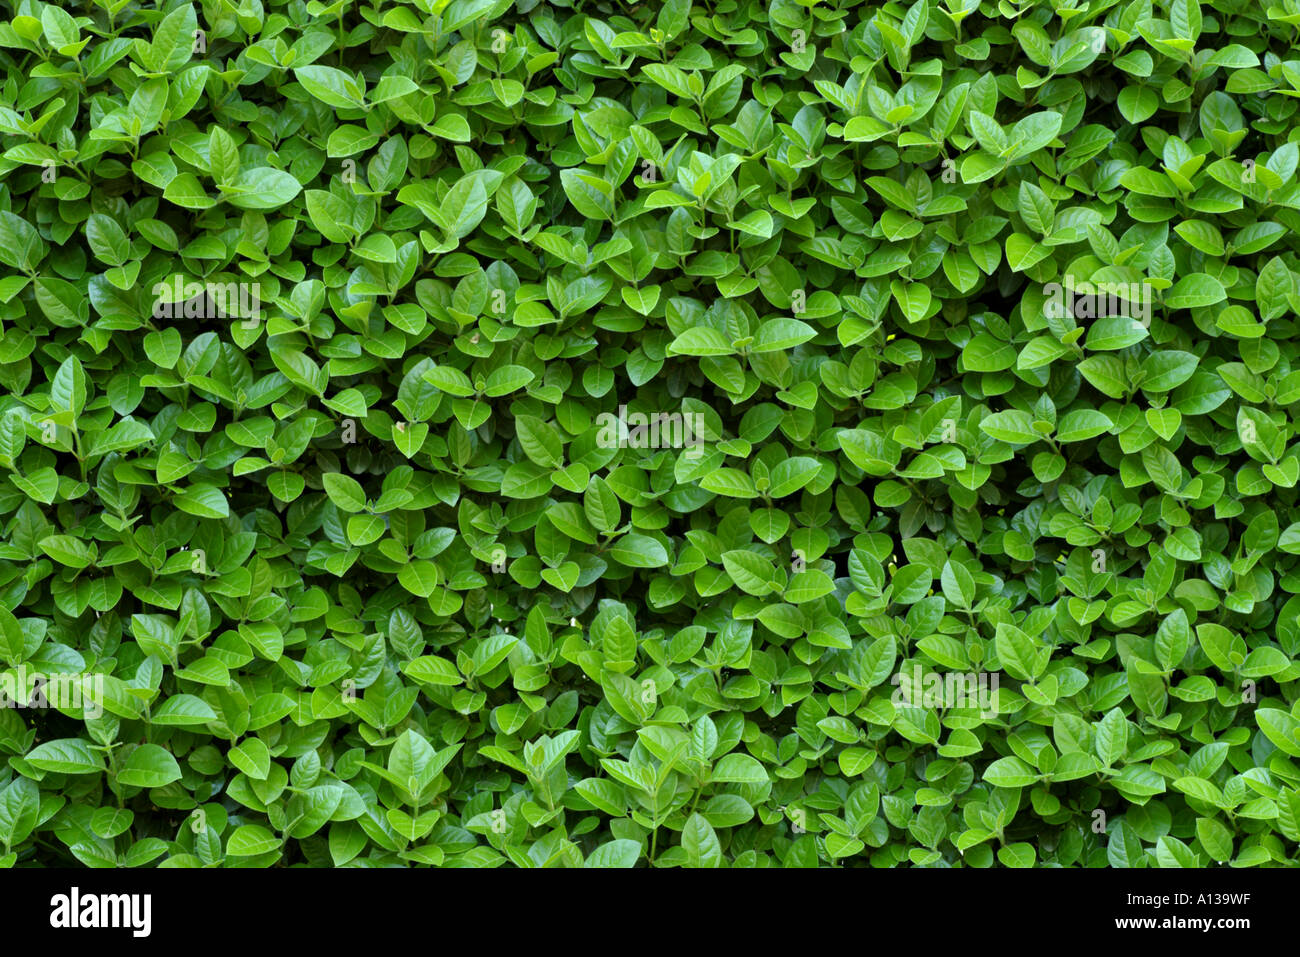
0, 0, 1299, 868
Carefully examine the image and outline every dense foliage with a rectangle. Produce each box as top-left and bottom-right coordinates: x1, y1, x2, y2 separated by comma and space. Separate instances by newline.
1, 0, 1300, 868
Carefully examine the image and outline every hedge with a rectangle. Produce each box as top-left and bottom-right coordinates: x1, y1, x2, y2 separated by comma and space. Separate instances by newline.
0, 0, 1299, 869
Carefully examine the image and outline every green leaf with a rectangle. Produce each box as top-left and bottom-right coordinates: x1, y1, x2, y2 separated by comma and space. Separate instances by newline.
995, 623, 1043, 681
26, 739, 105, 775
1056, 409, 1113, 442
116, 745, 183, 788
980, 410, 1040, 444
224, 168, 303, 210
560, 169, 615, 221
608, 534, 669, 568
322, 473, 367, 512
681, 813, 723, 867
228, 824, 282, 857
295, 65, 365, 109
711, 753, 769, 784
584, 839, 641, 868
984, 756, 1038, 788
721, 550, 777, 596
